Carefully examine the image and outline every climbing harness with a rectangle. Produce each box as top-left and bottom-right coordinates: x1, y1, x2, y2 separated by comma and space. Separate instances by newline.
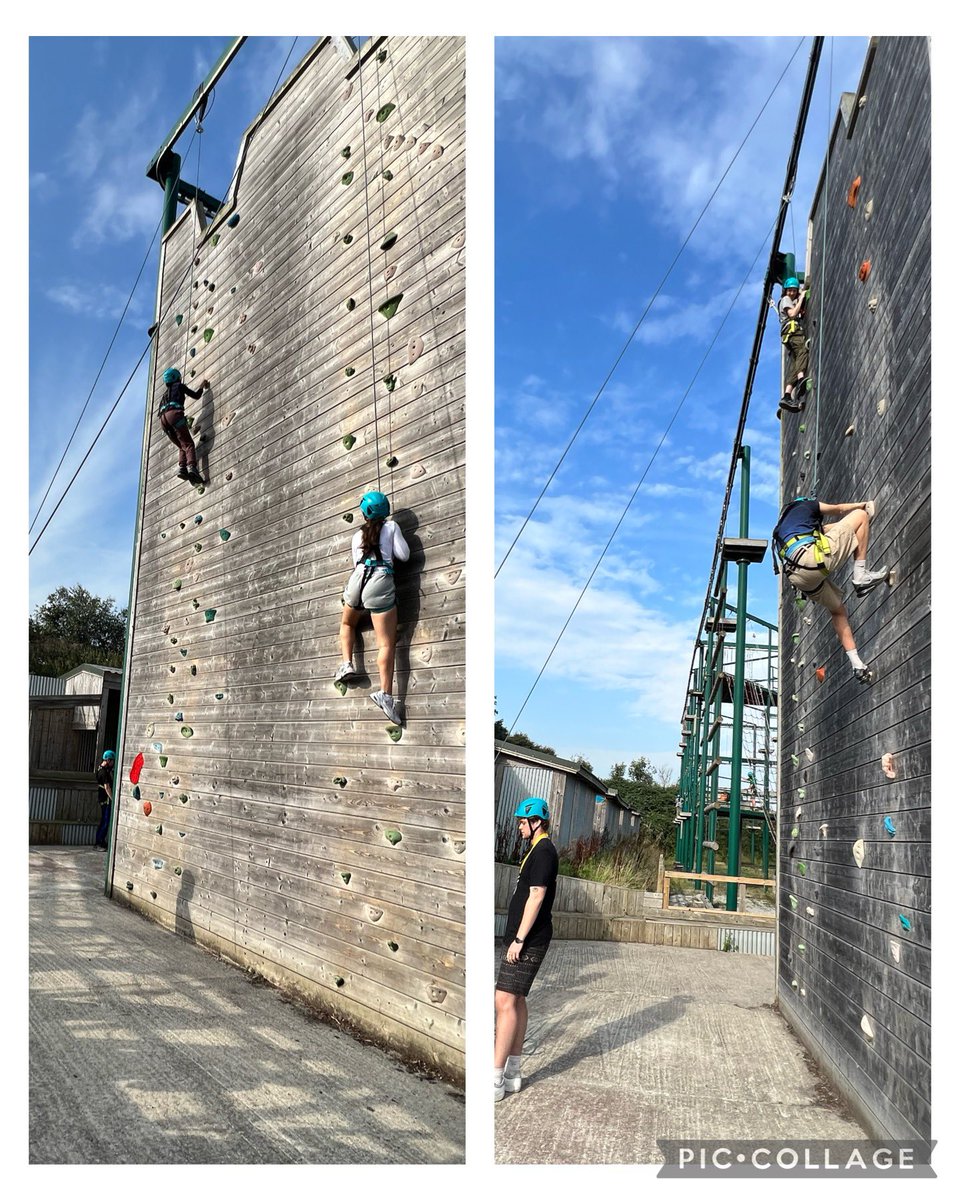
771, 497, 832, 596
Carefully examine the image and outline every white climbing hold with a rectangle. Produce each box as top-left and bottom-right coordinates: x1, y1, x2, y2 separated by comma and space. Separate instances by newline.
864, 198, 874, 221
868, 295, 879, 313
860, 1013, 875, 1041
844, 423, 856, 437
795, 807, 803, 819
890, 940, 901, 964
407, 335, 424, 365
791, 979, 799, 990
882, 752, 897, 779
805, 748, 815, 762
800, 987, 807, 997
853, 838, 866, 868
819, 823, 828, 839
805, 906, 816, 917
877, 397, 887, 416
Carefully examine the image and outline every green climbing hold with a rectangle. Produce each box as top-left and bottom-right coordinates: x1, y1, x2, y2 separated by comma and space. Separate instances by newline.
375, 103, 395, 122
383, 169, 393, 181
180, 648, 188, 657
795, 595, 807, 609
125, 881, 134, 891
181, 727, 194, 738
380, 231, 398, 251
167, 694, 174, 704
190, 665, 197, 676
175, 314, 183, 326
788, 894, 798, 911
173, 579, 182, 590
343, 234, 353, 245
159, 755, 167, 767
792, 633, 800, 644
385, 455, 398, 468
342, 434, 356, 450
341, 171, 354, 186
388, 941, 399, 952
334, 680, 347, 696
791, 826, 799, 839
386, 725, 402, 742
179, 794, 188, 804
799, 423, 807, 433
385, 829, 402, 845
196, 485, 205, 495
798, 943, 806, 954
203, 328, 214, 343
219, 529, 230, 541
791, 753, 800, 767
340, 872, 351, 884
132, 786, 141, 801
174, 866, 183, 876
194, 543, 202, 553
204, 609, 217, 622
797, 862, 807, 876
378, 294, 403, 320
377, 49, 387, 63
343, 513, 354, 523
341, 146, 351, 158
346, 298, 356, 312
382, 373, 397, 392
333, 776, 347, 787
345, 366, 355, 377
210, 234, 220, 247
185, 415, 194, 428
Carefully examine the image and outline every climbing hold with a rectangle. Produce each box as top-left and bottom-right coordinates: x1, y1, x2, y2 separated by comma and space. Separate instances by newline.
218, 529, 230, 542
411, 464, 427, 478
792, 633, 800, 644
342, 233, 353, 245
798, 423, 806, 433
125, 881, 134, 891
418, 141, 432, 157
203, 328, 214, 343
379, 295, 403, 320
142, 800, 152, 816
882, 752, 896, 779
388, 941, 399, 952
174, 866, 183, 876
160, 532, 167, 540
173, 579, 182, 590
155, 825, 163, 835
383, 265, 397, 283
345, 298, 356, 312
847, 175, 861, 207
384, 829, 402, 845
214, 693, 224, 700
333, 776, 347, 787
375, 103, 395, 122
377, 49, 387, 62
178, 831, 186, 839
179, 794, 188, 804
150, 891, 157, 900
453, 841, 465, 855
341, 146, 351, 159
858, 260, 872, 282
804, 748, 814, 763
174, 712, 184, 722
385, 725, 402, 742
341, 171, 354, 186
181, 727, 194, 738
867, 295, 879, 313
788, 894, 798, 911
380, 231, 398, 251
167, 694, 174, 704
367, 907, 383, 923
130, 753, 144, 784
790, 753, 799, 767
407, 335, 424, 365
383, 169, 393, 181
790, 825, 799, 839
334, 680, 347, 696
175, 314, 183, 325
791, 693, 799, 702
797, 787, 806, 799
860, 1014, 875, 1041
899, 914, 912, 932
853, 839, 866, 868
815, 666, 826, 683
342, 434, 356, 450
170, 637, 179, 646
884, 816, 897, 838
342, 513, 353, 523
791, 979, 798, 990
794, 595, 807, 609
382, 373, 397, 392
152, 857, 165, 870
227, 213, 240, 228
877, 397, 887, 416
171, 777, 180, 785
190, 665, 197, 676
795, 807, 802, 819
797, 862, 807, 876
385, 455, 398, 468
890, 940, 901, 963
132, 785, 141, 801
864, 198, 874, 221
180, 648, 187, 657
798, 943, 806, 954
204, 609, 217, 622
431, 145, 444, 160
194, 543, 202, 553
805, 906, 815, 917
210, 234, 220, 247
340, 872, 351, 885
159, 755, 168, 768
344, 366, 355, 377
335, 977, 345, 988
798, 722, 806, 733
189, 348, 196, 357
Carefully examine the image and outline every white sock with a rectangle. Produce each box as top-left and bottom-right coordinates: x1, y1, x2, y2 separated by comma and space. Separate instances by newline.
506, 1055, 521, 1076
846, 649, 866, 671
494, 1067, 504, 1085
852, 560, 868, 581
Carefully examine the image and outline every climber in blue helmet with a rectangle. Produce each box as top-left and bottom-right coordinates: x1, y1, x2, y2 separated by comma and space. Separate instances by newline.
494, 796, 559, 1102
777, 275, 811, 417
335, 491, 410, 726
157, 366, 210, 484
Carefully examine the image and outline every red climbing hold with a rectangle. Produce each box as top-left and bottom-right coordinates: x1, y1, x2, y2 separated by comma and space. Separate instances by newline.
858, 260, 872, 282
847, 176, 861, 208
142, 801, 153, 817
130, 752, 144, 784
815, 666, 826, 683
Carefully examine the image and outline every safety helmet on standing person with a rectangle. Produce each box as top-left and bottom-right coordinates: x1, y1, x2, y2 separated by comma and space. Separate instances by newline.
360, 491, 390, 520
514, 797, 550, 822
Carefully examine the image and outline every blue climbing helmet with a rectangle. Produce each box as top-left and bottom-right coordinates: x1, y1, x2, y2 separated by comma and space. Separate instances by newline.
360, 490, 390, 520
163, 367, 181, 385
783, 276, 800, 289
514, 796, 550, 822
102, 750, 116, 760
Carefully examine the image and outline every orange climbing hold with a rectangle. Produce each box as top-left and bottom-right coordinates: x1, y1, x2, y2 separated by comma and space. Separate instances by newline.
142, 801, 153, 816
847, 175, 861, 207
858, 259, 872, 282
815, 666, 826, 683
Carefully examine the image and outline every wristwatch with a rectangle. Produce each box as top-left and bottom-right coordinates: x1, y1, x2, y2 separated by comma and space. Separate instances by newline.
513, 937, 524, 945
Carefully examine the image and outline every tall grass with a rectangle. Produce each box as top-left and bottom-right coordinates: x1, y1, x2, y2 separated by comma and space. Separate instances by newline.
558, 834, 661, 891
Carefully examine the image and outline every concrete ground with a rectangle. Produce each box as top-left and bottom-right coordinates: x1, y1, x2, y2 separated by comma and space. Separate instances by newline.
30, 848, 464, 1164
495, 939, 865, 1165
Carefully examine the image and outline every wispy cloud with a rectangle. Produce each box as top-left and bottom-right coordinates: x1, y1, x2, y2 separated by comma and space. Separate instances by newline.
46, 280, 147, 320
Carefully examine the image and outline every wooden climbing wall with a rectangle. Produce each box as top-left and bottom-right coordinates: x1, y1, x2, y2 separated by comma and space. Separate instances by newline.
777, 37, 930, 1141
111, 36, 466, 1080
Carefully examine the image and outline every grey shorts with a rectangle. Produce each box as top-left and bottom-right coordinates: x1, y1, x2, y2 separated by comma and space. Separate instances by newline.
342, 564, 396, 613
784, 512, 860, 613
496, 940, 549, 997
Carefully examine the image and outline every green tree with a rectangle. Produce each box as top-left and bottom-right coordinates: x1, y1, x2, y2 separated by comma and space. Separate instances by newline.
30, 585, 127, 677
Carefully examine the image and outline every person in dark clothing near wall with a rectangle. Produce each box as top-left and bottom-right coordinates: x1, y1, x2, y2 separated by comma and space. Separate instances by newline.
777, 276, 810, 417
495, 797, 559, 1102
94, 750, 115, 850
158, 367, 209, 484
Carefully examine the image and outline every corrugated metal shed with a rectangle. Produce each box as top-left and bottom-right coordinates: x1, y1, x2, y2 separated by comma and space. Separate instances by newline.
29, 675, 66, 697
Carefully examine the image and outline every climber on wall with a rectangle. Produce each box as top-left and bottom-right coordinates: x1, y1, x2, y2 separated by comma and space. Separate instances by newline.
772, 495, 891, 684
777, 276, 810, 418
335, 490, 410, 726
158, 367, 209, 484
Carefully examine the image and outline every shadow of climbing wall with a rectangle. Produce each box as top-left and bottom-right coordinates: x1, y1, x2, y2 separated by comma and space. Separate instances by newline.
777, 37, 930, 1141
112, 36, 466, 1080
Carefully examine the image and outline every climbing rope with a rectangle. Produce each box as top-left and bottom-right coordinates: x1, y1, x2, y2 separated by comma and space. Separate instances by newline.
357, 40, 384, 490
495, 37, 806, 581
811, 39, 834, 495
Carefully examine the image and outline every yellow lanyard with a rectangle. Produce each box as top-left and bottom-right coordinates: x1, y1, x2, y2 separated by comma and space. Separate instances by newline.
518, 831, 548, 879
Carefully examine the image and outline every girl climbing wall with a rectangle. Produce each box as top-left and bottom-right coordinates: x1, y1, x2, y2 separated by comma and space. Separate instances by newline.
157, 367, 209, 483
336, 490, 410, 726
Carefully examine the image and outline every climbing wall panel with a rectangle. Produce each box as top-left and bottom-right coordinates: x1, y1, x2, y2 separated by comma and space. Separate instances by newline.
112, 36, 466, 1080
777, 37, 930, 1140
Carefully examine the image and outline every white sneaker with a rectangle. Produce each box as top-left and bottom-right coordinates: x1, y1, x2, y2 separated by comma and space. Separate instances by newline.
334, 661, 359, 683
370, 690, 403, 725
503, 1072, 522, 1094
495, 1076, 505, 1103
853, 565, 889, 595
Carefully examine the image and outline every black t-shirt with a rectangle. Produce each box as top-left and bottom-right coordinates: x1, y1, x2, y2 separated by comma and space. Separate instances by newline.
504, 837, 559, 948
158, 380, 203, 413
96, 764, 113, 804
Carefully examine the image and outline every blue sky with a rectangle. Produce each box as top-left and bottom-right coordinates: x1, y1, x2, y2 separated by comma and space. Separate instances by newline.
28, 36, 310, 615
494, 36, 869, 778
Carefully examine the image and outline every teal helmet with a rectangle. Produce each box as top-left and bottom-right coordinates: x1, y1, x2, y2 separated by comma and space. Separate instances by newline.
102, 750, 116, 760
514, 796, 549, 821
163, 367, 181, 384
360, 490, 390, 519
783, 276, 800, 289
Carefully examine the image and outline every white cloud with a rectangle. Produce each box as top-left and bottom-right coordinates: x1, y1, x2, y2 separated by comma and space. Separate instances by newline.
46, 281, 147, 321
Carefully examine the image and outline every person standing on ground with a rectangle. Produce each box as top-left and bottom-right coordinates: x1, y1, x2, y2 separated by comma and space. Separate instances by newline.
335, 490, 410, 726
772, 495, 890, 683
495, 797, 559, 1102
94, 750, 115, 850
777, 277, 810, 417
158, 367, 209, 484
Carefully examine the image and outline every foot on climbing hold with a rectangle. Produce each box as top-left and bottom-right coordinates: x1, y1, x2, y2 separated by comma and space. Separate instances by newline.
777, 394, 804, 418
370, 690, 403, 725
853, 564, 890, 595
334, 661, 361, 684
853, 666, 875, 685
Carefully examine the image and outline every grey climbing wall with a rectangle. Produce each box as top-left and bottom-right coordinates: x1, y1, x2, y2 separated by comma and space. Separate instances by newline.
777, 37, 930, 1141
112, 36, 466, 1080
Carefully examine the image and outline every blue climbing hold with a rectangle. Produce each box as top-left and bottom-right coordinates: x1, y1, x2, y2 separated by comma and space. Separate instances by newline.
227, 213, 240, 228
899, 914, 912, 932
884, 816, 897, 837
